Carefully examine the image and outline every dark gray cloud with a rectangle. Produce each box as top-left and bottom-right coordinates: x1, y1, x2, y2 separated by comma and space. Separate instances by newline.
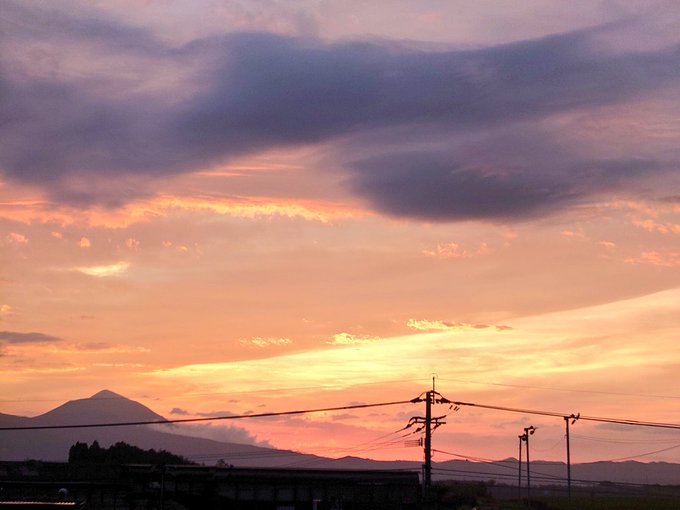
174, 30, 680, 166
196, 410, 243, 418
0, 331, 62, 344
347, 147, 662, 221
1, 2, 679, 219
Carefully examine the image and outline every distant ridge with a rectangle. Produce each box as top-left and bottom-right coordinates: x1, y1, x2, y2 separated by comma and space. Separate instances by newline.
2, 391, 680, 485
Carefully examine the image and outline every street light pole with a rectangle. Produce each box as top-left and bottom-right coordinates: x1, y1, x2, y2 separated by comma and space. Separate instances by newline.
523, 426, 536, 504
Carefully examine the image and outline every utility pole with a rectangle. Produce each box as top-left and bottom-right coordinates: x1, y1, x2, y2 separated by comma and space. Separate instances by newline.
517, 434, 523, 502
518, 433, 526, 502
408, 377, 450, 506
564, 413, 579, 498
523, 426, 536, 504
424, 385, 432, 492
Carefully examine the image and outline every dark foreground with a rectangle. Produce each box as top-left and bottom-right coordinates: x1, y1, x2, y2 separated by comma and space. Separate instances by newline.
3, 461, 680, 509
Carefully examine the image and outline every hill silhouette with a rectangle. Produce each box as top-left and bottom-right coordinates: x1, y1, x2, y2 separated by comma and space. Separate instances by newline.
0, 390, 319, 467
36, 390, 164, 425
3, 391, 680, 485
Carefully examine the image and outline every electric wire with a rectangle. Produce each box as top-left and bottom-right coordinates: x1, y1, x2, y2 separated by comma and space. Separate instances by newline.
0, 378, 428, 404
432, 448, 565, 483
436, 376, 680, 401
6, 389, 680, 472
598, 443, 680, 462
572, 433, 680, 445
0, 398, 419, 431
531, 437, 566, 452
447, 399, 680, 430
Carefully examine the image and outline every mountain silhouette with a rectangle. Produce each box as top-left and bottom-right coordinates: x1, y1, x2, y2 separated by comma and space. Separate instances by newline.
0, 390, 318, 466
33, 390, 165, 425
3, 391, 680, 486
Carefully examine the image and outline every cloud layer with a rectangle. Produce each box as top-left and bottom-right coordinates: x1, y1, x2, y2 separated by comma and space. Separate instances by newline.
2, 2, 679, 220
0, 331, 61, 344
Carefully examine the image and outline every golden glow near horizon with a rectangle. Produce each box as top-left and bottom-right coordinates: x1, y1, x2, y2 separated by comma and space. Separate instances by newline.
75, 262, 130, 277
1, 0, 680, 466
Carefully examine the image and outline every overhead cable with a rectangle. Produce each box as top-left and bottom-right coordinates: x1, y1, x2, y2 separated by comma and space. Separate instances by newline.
0, 398, 419, 431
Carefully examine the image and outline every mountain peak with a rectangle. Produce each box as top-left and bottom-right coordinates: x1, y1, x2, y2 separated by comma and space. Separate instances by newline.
35, 390, 165, 425
90, 389, 126, 400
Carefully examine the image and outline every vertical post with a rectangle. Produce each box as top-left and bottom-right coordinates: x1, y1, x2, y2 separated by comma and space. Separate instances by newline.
564, 416, 571, 499
517, 435, 523, 502
523, 426, 535, 506
159, 464, 165, 510
526, 432, 531, 503
564, 413, 578, 499
424, 389, 432, 495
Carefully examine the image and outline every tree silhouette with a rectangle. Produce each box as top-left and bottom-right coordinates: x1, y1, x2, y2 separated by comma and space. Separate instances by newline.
69, 441, 193, 465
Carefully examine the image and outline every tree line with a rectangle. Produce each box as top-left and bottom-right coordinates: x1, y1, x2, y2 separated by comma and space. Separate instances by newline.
68, 440, 194, 465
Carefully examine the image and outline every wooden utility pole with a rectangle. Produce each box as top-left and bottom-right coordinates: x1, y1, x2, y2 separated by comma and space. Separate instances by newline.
409, 377, 448, 506
523, 426, 536, 503
424, 387, 432, 492
564, 413, 579, 498
518, 433, 525, 502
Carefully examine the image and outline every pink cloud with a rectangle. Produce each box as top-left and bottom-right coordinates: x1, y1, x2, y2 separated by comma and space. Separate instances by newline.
423, 242, 490, 258
625, 251, 680, 267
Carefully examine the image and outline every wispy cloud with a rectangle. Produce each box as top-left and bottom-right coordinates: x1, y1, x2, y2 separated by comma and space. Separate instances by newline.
0, 194, 362, 228
598, 241, 617, 250
423, 242, 490, 258
0, 331, 61, 344
625, 251, 680, 267
146, 289, 680, 400
167, 422, 271, 447
75, 261, 130, 277
161, 195, 361, 223
0, 366, 85, 375
91, 362, 145, 368
327, 332, 381, 345
6, 232, 28, 245
632, 218, 680, 235
407, 319, 511, 332
54, 343, 151, 354
240, 337, 292, 348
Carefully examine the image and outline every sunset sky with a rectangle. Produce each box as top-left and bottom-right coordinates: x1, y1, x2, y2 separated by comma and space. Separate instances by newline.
1, 0, 680, 466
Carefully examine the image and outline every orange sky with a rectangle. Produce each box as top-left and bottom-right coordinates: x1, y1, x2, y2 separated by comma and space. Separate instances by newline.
1, 0, 680, 465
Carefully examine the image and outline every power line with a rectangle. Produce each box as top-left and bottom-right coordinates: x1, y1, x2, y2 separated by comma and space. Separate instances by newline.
447, 399, 680, 430
572, 433, 680, 445
436, 377, 680, 401
597, 443, 680, 462
0, 398, 419, 431
432, 458, 680, 498
0, 378, 428, 404
432, 448, 569, 484
4, 389, 680, 455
